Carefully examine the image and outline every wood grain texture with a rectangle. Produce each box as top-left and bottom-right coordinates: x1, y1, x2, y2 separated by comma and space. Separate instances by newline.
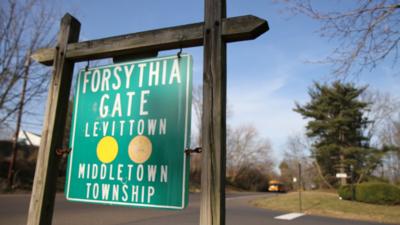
27, 13, 80, 225
200, 0, 226, 225
31, 15, 268, 65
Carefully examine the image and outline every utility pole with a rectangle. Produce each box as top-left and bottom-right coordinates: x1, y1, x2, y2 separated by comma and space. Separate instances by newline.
339, 154, 347, 186
350, 164, 355, 201
298, 163, 302, 213
7, 51, 31, 189
339, 132, 347, 186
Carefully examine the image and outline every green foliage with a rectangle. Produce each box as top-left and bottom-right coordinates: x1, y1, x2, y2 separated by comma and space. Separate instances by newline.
294, 81, 382, 185
338, 185, 353, 200
355, 182, 400, 205
233, 166, 270, 191
338, 182, 400, 205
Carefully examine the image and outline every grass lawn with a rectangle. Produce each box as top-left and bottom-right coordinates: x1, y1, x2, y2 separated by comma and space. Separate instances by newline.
251, 191, 400, 224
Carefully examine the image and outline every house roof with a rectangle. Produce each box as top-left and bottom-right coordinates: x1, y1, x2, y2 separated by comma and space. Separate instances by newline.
18, 130, 41, 147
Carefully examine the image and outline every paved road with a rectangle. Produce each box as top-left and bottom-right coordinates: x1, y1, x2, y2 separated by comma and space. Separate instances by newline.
0, 192, 385, 225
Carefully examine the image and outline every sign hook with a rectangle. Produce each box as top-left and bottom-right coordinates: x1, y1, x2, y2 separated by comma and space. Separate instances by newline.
85, 60, 90, 71
185, 147, 202, 155
177, 34, 184, 59
56, 147, 71, 156
177, 47, 183, 59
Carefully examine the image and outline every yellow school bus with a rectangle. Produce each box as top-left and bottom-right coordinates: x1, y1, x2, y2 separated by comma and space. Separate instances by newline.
268, 180, 285, 192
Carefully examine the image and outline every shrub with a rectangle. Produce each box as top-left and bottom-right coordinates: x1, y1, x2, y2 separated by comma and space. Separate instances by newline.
355, 182, 400, 205
233, 166, 269, 191
338, 185, 354, 200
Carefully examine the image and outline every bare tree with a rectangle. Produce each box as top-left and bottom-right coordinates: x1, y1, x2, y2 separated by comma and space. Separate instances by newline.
362, 90, 400, 146
278, 0, 400, 77
0, 0, 57, 129
361, 90, 400, 183
226, 124, 274, 179
191, 85, 203, 146
284, 133, 310, 163
190, 85, 238, 186
226, 124, 275, 191
281, 133, 322, 189
188, 85, 203, 185
189, 85, 275, 189
1, 0, 58, 189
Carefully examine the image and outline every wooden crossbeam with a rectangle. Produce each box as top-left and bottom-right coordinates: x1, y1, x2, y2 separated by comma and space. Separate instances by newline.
31, 15, 268, 65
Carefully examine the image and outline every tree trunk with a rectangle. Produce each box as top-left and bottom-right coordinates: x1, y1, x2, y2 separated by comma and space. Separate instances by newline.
313, 161, 334, 189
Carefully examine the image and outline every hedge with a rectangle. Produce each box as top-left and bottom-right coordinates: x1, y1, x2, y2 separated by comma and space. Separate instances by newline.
356, 182, 400, 205
338, 182, 400, 205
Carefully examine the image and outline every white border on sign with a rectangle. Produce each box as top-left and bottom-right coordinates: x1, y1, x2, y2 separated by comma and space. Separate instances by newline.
66, 54, 192, 210
181, 55, 192, 208
65, 69, 82, 196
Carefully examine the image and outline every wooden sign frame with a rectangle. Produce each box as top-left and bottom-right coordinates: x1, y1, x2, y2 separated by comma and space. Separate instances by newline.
27, 1, 268, 224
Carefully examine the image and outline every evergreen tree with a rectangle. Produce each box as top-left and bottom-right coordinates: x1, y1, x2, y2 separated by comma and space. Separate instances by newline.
294, 81, 377, 186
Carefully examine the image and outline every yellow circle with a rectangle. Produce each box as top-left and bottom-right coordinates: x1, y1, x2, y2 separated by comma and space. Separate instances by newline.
128, 135, 152, 164
96, 136, 118, 163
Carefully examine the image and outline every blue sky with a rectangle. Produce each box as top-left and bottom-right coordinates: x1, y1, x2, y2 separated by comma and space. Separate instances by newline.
27, 0, 400, 158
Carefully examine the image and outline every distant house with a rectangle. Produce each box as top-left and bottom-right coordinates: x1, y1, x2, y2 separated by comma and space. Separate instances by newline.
0, 130, 41, 158
17, 130, 41, 147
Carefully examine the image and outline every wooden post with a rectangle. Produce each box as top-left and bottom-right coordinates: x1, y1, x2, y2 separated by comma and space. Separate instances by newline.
27, 14, 80, 225
200, 0, 226, 224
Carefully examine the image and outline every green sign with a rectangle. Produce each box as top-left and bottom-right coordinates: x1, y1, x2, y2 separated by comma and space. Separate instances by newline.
65, 54, 192, 209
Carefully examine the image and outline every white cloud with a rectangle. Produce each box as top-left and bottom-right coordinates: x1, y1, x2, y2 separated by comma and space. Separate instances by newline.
228, 62, 309, 156
229, 87, 306, 149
